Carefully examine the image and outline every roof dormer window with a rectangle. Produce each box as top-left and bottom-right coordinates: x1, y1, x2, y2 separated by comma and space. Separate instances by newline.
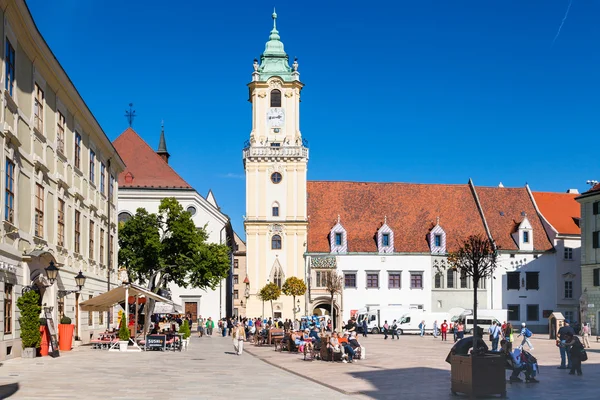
429, 221, 446, 254
377, 217, 394, 254
330, 216, 347, 254
513, 215, 533, 251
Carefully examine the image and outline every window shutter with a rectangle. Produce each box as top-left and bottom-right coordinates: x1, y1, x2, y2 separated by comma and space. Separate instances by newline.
594, 202, 599, 215
594, 268, 600, 287
594, 232, 600, 249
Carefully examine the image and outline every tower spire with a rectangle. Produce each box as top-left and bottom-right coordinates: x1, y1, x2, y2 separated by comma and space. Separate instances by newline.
156, 121, 170, 164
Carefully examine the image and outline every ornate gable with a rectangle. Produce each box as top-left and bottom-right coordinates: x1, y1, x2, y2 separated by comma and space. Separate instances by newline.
377, 217, 394, 254
329, 216, 348, 254
429, 219, 447, 254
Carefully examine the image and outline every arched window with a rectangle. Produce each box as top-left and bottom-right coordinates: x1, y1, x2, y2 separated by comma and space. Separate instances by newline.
270, 89, 281, 107
118, 212, 132, 225
271, 234, 282, 250
272, 202, 280, 217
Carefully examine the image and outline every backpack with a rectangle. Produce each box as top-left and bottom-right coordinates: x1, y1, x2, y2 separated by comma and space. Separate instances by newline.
524, 328, 532, 338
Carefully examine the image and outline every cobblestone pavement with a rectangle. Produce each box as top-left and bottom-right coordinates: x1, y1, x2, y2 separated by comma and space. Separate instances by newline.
245, 333, 600, 400
0, 335, 351, 400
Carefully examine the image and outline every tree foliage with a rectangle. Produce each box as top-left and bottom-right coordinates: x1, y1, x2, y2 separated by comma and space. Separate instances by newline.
118, 197, 231, 290
17, 290, 42, 349
282, 277, 306, 298
282, 276, 307, 319
258, 283, 281, 319
119, 314, 130, 342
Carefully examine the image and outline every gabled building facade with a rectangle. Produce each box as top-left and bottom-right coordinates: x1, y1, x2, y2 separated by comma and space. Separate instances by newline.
114, 127, 234, 322
576, 185, 600, 335
0, 0, 125, 359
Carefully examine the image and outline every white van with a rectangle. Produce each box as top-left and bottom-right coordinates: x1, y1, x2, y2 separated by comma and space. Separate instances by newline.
463, 316, 501, 334
397, 311, 449, 335
356, 306, 409, 334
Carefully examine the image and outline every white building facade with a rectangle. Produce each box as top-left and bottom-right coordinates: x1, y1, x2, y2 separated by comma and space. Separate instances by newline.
114, 127, 234, 322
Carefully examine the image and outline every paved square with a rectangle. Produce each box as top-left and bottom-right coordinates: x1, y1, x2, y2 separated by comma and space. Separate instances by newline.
0, 333, 598, 399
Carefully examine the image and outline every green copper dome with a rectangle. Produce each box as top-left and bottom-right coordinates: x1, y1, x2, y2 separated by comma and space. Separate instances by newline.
257, 10, 297, 82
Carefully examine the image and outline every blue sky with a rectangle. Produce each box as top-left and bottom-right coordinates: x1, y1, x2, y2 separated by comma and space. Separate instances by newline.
27, 0, 600, 237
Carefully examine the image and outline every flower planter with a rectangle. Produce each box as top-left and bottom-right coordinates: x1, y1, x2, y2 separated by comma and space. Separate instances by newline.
22, 348, 36, 359
450, 354, 506, 397
119, 341, 129, 352
58, 324, 74, 351
39, 326, 49, 356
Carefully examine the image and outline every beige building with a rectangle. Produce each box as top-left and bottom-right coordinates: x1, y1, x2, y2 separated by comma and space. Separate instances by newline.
576, 185, 600, 335
232, 232, 247, 318
243, 11, 308, 319
0, 0, 125, 359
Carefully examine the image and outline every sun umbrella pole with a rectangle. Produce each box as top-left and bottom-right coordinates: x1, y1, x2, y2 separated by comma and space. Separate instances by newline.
125, 286, 129, 332
134, 295, 139, 338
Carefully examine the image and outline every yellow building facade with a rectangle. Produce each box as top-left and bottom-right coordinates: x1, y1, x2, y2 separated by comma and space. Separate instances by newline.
243, 11, 308, 319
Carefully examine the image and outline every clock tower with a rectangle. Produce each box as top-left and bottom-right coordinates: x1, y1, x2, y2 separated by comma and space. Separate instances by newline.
243, 11, 308, 319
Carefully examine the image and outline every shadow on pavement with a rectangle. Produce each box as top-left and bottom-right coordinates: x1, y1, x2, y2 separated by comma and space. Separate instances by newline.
348, 362, 600, 400
0, 382, 19, 399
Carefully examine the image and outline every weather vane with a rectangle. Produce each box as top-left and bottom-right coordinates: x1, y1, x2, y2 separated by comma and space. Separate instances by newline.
125, 103, 136, 127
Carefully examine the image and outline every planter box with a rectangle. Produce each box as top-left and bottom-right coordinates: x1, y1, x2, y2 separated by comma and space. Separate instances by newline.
450, 354, 506, 397
58, 324, 74, 351
22, 348, 36, 359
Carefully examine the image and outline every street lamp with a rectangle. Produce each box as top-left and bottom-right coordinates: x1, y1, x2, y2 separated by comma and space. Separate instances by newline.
22, 261, 59, 294
57, 271, 87, 298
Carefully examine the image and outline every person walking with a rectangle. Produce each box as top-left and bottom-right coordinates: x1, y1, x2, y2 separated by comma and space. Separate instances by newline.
362, 318, 368, 338
488, 321, 501, 352
390, 320, 399, 340
556, 320, 575, 369
197, 316, 205, 338
503, 322, 514, 352
383, 320, 389, 340
581, 322, 591, 348
232, 321, 246, 355
206, 317, 214, 336
433, 320, 439, 338
221, 318, 228, 337
441, 320, 448, 341
562, 332, 584, 375
456, 321, 464, 340
419, 320, 426, 337
517, 322, 534, 351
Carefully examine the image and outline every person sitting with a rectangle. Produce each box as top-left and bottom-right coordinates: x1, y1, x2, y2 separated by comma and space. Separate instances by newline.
328, 332, 343, 361
309, 327, 321, 348
348, 332, 362, 359
340, 332, 356, 363
302, 329, 313, 352
502, 340, 539, 383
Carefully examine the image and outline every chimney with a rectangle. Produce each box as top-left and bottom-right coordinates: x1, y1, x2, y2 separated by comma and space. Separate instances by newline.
156, 122, 170, 164
566, 189, 579, 194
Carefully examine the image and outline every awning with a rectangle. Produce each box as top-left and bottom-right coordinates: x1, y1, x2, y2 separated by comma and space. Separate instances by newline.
79, 284, 174, 312
152, 302, 184, 315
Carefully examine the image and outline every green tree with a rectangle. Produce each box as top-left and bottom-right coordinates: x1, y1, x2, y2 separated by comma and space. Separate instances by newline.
448, 234, 499, 348
258, 283, 281, 320
282, 276, 307, 321
119, 197, 231, 334
17, 290, 42, 349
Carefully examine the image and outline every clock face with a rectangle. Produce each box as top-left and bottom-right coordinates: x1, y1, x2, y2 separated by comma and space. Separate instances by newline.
267, 108, 285, 127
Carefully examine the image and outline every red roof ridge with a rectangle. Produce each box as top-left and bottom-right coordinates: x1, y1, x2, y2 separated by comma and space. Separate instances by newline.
113, 128, 192, 189
308, 180, 469, 187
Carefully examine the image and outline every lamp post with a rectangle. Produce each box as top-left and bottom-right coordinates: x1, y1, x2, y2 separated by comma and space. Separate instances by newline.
57, 271, 87, 298
22, 261, 59, 294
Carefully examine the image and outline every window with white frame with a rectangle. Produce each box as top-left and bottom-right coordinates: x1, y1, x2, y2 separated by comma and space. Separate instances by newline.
344, 273, 356, 288
564, 247, 573, 260
57, 111, 66, 153
429, 225, 446, 254
34, 184, 44, 238
100, 163, 106, 194
564, 281, 573, 299
377, 222, 394, 253
89, 150, 96, 184
388, 272, 401, 289
410, 272, 423, 289
366, 272, 379, 289
5, 39, 15, 97
34, 83, 44, 133
329, 220, 347, 253
5, 159, 15, 224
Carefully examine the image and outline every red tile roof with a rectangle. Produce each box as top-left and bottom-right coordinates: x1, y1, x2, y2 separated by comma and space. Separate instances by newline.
475, 187, 553, 251
307, 181, 487, 253
112, 128, 192, 190
532, 192, 580, 235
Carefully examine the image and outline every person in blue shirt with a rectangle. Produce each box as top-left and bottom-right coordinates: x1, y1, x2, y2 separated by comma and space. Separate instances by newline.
517, 322, 534, 351
488, 322, 502, 351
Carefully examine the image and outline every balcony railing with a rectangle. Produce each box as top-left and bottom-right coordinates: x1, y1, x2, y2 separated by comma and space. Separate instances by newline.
243, 145, 309, 160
